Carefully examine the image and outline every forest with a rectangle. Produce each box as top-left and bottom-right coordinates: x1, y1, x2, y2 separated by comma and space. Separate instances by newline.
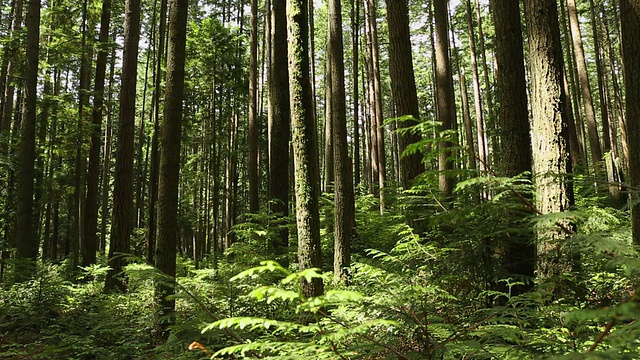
0, 0, 639, 358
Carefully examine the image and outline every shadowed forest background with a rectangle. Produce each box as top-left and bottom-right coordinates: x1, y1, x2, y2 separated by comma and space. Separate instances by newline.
1, 0, 640, 358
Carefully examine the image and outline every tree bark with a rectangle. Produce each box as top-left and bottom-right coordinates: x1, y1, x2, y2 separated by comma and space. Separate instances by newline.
14, 0, 40, 279
385, 0, 424, 189
287, 0, 324, 298
560, 0, 588, 168
567, 0, 603, 172
100, 42, 117, 257
524, 0, 574, 280
351, 0, 361, 188
84, 0, 111, 267
465, 0, 488, 173
248, 0, 259, 213
268, 0, 290, 259
433, 0, 455, 196
620, 0, 640, 244
146, 0, 167, 264
491, 0, 535, 290
155, 0, 188, 337
105, 0, 141, 292
364, 0, 385, 212
328, 0, 354, 280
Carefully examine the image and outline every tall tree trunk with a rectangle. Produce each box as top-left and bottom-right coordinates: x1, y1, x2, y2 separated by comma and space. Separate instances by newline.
566, 0, 603, 173
465, 0, 488, 173
100, 43, 117, 256
364, 0, 385, 213
146, 0, 167, 264
385, 0, 424, 189
328, 0, 354, 280
84, 0, 111, 267
491, 0, 535, 292
363, 36, 378, 194
42, 67, 60, 261
323, 54, 334, 193
524, 0, 574, 280
1, 0, 23, 138
603, 6, 629, 178
620, 0, 640, 245
560, 0, 588, 168
155, 0, 188, 337
589, 0, 621, 207
433, 0, 455, 196
452, 39, 476, 171
223, 104, 238, 250
0, 0, 23, 244
288, 0, 323, 298
105, 0, 141, 292
268, 0, 290, 259
74, 0, 92, 270
351, 0, 360, 188
248, 0, 259, 213
602, 8, 629, 179
14, 0, 40, 279
474, 0, 496, 163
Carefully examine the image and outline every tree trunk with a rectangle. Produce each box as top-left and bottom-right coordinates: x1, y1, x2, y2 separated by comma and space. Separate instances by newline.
328, 0, 354, 280
351, 0, 360, 188
155, 0, 188, 337
84, 0, 111, 267
14, 0, 40, 279
560, 0, 588, 168
323, 54, 333, 193
248, 0, 259, 213
268, 0, 290, 259
524, 0, 574, 280
603, 6, 629, 179
105, 0, 141, 292
620, 0, 640, 244
567, 0, 603, 172
491, 0, 535, 291
433, 0, 455, 196
74, 0, 92, 270
364, 0, 385, 213
385, 0, 424, 189
288, 0, 323, 298
465, 0, 488, 173
452, 41, 476, 171
100, 43, 117, 257
146, 0, 167, 264
589, 0, 621, 207
1, 0, 23, 137
474, 0, 496, 163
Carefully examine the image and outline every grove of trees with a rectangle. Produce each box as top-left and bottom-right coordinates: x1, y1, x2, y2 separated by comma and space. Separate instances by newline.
1, 0, 639, 358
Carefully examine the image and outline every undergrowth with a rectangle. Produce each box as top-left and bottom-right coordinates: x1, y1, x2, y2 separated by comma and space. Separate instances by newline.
0, 174, 638, 359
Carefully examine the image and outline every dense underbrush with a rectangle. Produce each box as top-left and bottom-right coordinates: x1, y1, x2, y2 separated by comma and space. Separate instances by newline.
1, 177, 638, 359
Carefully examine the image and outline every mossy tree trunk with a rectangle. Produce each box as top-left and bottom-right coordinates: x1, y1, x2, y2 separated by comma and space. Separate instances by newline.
287, 0, 323, 298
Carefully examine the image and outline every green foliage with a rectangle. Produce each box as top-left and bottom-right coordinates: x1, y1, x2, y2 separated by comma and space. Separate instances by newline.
186, 174, 640, 359
1, 176, 638, 359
